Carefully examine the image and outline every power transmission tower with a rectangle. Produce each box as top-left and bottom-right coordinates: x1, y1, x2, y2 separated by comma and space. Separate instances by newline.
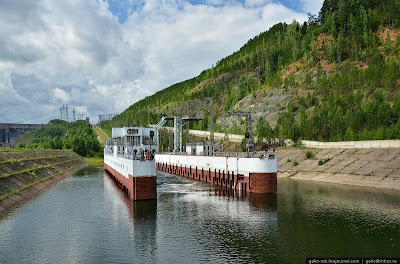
59, 105, 69, 121
65, 106, 69, 122
73, 109, 76, 122
209, 98, 214, 148
169, 107, 172, 152
186, 104, 189, 147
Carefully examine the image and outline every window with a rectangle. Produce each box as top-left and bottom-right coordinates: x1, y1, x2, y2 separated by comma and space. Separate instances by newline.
127, 128, 138, 135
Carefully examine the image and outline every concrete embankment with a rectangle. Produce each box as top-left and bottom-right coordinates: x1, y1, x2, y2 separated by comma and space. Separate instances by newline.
277, 147, 400, 191
0, 150, 88, 217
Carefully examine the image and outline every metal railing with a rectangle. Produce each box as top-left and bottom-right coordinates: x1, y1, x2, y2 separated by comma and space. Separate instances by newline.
156, 151, 276, 159
104, 151, 155, 160
116, 153, 143, 160
106, 138, 157, 147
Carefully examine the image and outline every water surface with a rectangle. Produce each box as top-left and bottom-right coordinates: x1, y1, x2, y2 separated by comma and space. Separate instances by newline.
0, 167, 399, 263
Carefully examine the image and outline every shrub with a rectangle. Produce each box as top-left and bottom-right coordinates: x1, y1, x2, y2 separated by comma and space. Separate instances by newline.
293, 160, 299, 166
305, 150, 315, 159
27, 171, 38, 180
318, 158, 331, 166
287, 158, 292, 162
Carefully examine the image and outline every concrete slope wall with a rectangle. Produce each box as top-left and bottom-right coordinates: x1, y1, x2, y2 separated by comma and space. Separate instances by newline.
0, 150, 87, 217
277, 147, 400, 191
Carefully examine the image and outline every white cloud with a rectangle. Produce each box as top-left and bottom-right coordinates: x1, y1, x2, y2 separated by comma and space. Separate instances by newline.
0, 72, 30, 106
245, 0, 272, 8
300, 0, 323, 15
261, 3, 305, 24
0, 0, 308, 124
123, 1, 307, 101
53, 88, 70, 103
205, 0, 226, 5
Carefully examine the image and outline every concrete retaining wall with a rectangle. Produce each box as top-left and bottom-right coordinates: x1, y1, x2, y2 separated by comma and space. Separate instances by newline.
300, 139, 400, 149
188, 129, 244, 143
161, 127, 245, 143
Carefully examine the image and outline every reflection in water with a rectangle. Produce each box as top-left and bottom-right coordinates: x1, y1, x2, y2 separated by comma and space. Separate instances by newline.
155, 177, 279, 263
277, 178, 400, 262
0, 168, 399, 264
249, 193, 278, 211
104, 173, 158, 263
206, 185, 278, 211
105, 173, 157, 220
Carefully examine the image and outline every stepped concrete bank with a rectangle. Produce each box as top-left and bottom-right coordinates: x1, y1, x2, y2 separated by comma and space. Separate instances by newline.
0, 150, 87, 217
277, 147, 400, 190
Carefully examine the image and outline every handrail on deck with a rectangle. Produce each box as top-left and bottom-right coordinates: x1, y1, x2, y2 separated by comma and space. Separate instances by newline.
156, 151, 276, 159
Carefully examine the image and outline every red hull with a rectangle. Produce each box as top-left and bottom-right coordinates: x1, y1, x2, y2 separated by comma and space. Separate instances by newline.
156, 162, 277, 193
104, 163, 157, 200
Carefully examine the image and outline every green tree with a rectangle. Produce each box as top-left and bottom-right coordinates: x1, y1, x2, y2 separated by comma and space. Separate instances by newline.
255, 116, 273, 147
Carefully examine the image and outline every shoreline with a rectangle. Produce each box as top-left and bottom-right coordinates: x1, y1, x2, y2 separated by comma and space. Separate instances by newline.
277, 147, 400, 191
0, 163, 88, 218
278, 171, 400, 191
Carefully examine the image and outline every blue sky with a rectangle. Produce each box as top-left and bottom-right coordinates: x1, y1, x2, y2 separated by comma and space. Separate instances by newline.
0, 0, 323, 124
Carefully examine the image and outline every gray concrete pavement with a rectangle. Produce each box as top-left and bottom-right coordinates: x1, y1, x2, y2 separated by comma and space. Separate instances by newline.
277, 147, 400, 191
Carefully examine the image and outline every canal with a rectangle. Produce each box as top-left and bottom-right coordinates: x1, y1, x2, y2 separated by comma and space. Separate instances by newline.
0, 166, 399, 263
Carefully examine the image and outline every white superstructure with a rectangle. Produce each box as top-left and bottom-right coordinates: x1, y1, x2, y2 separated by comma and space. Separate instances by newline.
155, 153, 277, 177
104, 126, 158, 200
104, 126, 158, 178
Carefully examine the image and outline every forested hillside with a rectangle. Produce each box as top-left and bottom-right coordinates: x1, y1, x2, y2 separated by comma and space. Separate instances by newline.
101, 0, 400, 145
16, 120, 103, 157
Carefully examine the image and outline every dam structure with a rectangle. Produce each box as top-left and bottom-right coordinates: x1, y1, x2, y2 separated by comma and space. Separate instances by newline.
154, 116, 278, 194
0, 123, 42, 147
